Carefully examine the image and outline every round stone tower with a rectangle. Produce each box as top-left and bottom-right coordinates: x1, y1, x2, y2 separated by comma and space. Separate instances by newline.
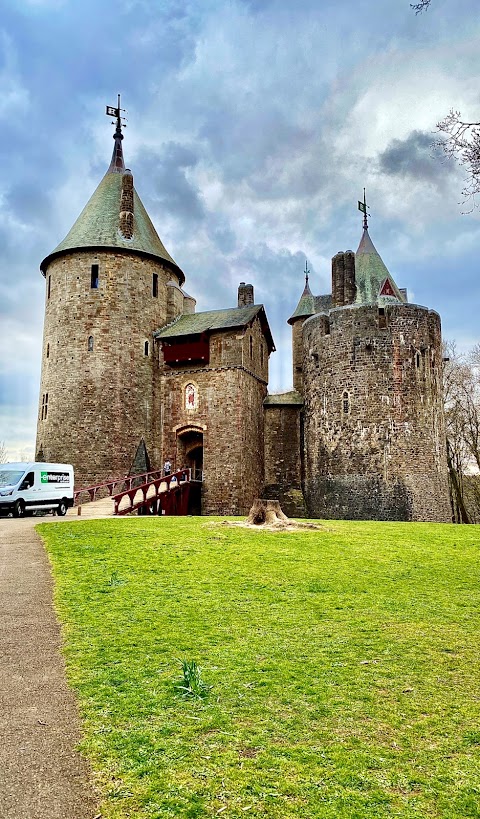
36, 100, 185, 486
302, 223, 451, 522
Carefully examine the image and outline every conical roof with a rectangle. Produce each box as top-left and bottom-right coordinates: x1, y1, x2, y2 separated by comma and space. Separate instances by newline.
41, 126, 184, 283
354, 228, 404, 306
288, 276, 316, 324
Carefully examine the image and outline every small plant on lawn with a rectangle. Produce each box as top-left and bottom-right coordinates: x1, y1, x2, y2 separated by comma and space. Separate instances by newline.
107, 571, 125, 587
174, 659, 211, 700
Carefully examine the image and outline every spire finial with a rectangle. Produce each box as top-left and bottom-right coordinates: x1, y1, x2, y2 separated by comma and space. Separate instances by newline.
304, 258, 309, 285
106, 94, 127, 173
358, 188, 369, 230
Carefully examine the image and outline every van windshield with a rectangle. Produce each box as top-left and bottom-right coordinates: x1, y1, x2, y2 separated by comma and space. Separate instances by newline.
0, 470, 25, 487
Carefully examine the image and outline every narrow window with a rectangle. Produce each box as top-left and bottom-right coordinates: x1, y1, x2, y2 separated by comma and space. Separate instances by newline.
144, 340, 149, 356
42, 393, 49, 420
91, 264, 99, 289
342, 390, 350, 415
152, 273, 158, 298
249, 335, 253, 360
260, 342, 264, 367
378, 307, 386, 329
47, 275, 51, 299
415, 351, 421, 369
88, 336, 94, 352
46, 343, 49, 359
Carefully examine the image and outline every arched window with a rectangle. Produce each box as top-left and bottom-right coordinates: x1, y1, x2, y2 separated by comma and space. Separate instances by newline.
415, 351, 421, 369
88, 336, 94, 352
46, 343, 49, 359
342, 390, 350, 415
144, 340, 149, 356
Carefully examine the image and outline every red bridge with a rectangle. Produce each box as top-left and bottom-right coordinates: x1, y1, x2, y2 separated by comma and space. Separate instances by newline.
75, 469, 200, 516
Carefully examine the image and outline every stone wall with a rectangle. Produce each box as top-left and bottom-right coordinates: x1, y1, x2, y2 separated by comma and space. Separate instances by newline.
291, 320, 304, 393
263, 403, 305, 516
302, 303, 451, 522
36, 249, 181, 487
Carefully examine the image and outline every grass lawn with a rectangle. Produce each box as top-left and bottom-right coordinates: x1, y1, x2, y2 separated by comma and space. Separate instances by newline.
37, 517, 480, 819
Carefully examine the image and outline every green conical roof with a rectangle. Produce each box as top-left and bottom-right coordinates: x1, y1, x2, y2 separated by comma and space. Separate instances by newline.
354, 228, 404, 306
288, 277, 316, 324
41, 132, 184, 283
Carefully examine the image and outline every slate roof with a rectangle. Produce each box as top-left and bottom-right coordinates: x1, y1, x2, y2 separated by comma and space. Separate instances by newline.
155, 305, 275, 352
354, 228, 404, 306
40, 145, 184, 283
264, 390, 303, 406
288, 279, 316, 324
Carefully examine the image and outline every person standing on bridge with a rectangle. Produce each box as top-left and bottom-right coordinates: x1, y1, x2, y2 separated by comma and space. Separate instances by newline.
163, 459, 171, 476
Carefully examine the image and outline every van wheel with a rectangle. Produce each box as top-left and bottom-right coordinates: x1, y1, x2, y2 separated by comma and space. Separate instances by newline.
13, 500, 25, 518
57, 500, 68, 517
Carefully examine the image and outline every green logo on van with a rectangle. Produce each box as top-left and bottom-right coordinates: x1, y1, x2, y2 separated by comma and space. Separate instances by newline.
41, 471, 48, 484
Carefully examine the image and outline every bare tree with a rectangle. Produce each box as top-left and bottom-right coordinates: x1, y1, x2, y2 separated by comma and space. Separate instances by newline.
0, 441, 7, 464
411, 0, 431, 12
435, 111, 480, 207
443, 342, 480, 522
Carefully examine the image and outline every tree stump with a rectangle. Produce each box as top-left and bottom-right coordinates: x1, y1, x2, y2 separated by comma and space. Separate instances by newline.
246, 499, 290, 526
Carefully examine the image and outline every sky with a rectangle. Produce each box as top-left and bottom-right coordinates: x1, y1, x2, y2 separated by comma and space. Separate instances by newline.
1, 0, 480, 461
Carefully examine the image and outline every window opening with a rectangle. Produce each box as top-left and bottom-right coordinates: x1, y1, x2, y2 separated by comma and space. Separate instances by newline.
47, 276, 51, 299
91, 264, 99, 289
144, 340, 149, 356
153, 273, 158, 298
46, 343, 49, 359
378, 307, 387, 329
88, 336, 94, 352
342, 390, 350, 414
249, 335, 253, 360
41, 393, 49, 420
260, 342, 264, 367
415, 351, 421, 369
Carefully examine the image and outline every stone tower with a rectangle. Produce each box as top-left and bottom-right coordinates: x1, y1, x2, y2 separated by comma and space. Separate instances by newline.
300, 217, 451, 522
36, 100, 185, 486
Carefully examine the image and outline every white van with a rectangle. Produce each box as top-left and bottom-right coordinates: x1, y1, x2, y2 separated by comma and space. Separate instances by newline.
0, 462, 74, 518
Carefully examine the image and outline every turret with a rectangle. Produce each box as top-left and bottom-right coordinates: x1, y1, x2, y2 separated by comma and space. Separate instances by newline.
288, 262, 315, 393
36, 97, 185, 485
302, 197, 450, 522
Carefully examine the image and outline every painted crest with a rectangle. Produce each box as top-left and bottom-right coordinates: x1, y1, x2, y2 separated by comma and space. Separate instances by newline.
185, 383, 197, 410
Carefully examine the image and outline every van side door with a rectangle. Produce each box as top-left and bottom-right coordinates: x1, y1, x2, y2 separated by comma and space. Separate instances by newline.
18, 471, 35, 508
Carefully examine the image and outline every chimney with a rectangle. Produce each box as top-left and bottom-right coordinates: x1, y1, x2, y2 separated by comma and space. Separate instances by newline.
332, 253, 345, 307
238, 282, 254, 307
343, 250, 356, 304
120, 169, 134, 239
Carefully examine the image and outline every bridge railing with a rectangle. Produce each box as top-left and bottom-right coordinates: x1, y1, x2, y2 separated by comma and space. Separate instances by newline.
112, 469, 191, 516
74, 468, 165, 505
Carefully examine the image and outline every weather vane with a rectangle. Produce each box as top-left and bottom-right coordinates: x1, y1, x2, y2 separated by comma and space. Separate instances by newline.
106, 94, 127, 136
304, 258, 310, 284
358, 188, 370, 230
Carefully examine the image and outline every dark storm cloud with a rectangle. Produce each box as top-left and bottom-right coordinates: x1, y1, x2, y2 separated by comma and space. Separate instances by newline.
136, 144, 206, 223
378, 130, 450, 183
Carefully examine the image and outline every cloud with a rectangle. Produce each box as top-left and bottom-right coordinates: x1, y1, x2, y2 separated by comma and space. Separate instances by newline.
0, 30, 30, 119
378, 129, 452, 183
136, 143, 206, 224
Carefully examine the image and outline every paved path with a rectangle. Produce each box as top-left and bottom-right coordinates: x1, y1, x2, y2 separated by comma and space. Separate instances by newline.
0, 514, 103, 819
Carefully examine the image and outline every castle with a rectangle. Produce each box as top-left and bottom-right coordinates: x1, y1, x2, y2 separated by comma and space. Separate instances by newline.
36, 104, 451, 522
